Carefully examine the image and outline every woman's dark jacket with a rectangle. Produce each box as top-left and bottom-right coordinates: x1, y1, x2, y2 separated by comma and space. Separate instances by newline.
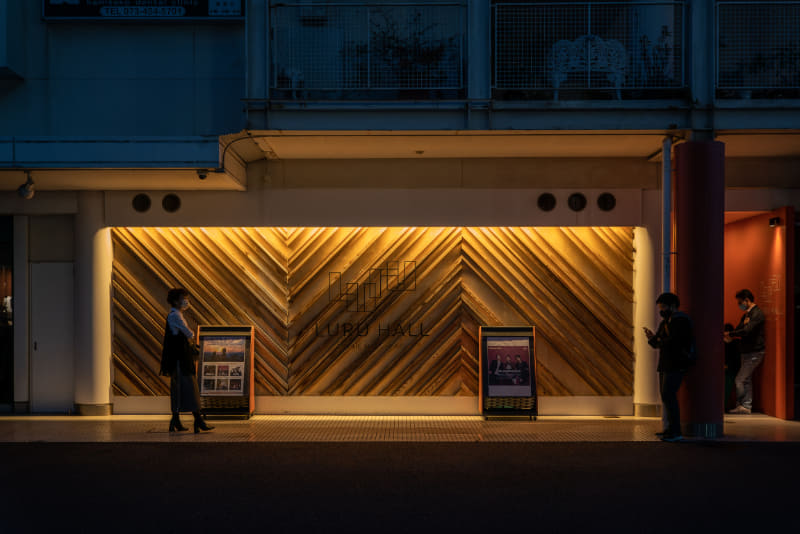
160, 320, 197, 376
648, 311, 694, 373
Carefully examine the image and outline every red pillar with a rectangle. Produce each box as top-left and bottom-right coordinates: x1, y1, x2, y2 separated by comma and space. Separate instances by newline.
674, 140, 725, 438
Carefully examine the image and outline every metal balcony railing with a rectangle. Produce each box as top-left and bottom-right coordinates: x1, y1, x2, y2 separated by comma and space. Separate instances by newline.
717, 1, 800, 98
270, 2, 466, 99
492, 2, 686, 100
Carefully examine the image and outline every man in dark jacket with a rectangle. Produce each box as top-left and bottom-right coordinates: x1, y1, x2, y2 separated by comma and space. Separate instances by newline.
644, 292, 694, 442
725, 289, 766, 414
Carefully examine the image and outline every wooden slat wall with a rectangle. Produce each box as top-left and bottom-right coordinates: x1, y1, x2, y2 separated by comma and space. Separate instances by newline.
112, 227, 634, 397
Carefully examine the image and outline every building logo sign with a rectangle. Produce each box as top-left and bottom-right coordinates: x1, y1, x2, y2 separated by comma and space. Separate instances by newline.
314, 260, 429, 338
43, 1, 244, 20
329, 260, 416, 313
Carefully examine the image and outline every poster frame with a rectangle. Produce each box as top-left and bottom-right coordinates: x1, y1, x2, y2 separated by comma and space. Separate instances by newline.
478, 326, 537, 420
196, 324, 255, 419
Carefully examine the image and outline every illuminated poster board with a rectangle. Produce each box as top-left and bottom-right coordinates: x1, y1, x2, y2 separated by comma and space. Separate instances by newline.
479, 326, 537, 419
197, 325, 254, 418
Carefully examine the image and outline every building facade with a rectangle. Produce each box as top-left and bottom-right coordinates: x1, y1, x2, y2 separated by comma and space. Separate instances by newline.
0, 1, 797, 431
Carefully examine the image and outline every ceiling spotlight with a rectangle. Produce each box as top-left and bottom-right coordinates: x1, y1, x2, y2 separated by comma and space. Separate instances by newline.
769, 217, 781, 228
17, 172, 34, 200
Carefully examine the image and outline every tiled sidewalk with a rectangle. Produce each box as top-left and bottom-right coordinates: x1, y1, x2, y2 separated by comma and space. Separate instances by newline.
1, 414, 798, 442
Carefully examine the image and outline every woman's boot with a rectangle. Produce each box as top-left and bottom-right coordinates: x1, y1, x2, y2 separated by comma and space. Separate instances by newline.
193, 412, 214, 433
169, 413, 188, 432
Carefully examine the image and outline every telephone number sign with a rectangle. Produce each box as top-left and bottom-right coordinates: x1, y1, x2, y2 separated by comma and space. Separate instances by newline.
43, 1, 244, 20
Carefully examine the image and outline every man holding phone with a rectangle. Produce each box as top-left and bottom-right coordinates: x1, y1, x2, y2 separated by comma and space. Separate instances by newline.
644, 292, 694, 442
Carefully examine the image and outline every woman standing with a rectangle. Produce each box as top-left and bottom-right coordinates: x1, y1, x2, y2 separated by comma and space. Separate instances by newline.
160, 288, 214, 433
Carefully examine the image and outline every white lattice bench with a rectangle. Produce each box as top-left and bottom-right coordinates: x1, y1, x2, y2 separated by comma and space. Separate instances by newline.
549, 35, 627, 100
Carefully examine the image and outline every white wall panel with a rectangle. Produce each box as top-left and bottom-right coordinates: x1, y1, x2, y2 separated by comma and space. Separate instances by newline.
30, 262, 74, 413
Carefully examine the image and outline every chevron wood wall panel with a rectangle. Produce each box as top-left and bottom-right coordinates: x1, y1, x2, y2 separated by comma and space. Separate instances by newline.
112, 227, 634, 397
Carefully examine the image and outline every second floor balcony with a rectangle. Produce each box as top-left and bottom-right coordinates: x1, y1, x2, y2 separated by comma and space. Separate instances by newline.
267, 1, 800, 104
492, 1, 686, 100
270, 2, 466, 100
716, 1, 800, 100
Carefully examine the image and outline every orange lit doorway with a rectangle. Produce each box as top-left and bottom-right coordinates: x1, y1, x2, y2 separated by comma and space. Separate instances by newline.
723, 207, 795, 420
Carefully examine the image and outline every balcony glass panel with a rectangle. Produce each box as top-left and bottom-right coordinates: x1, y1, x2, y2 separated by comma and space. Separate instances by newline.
270, 2, 466, 100
717, 1, 800, 99
492, 1, 687, 100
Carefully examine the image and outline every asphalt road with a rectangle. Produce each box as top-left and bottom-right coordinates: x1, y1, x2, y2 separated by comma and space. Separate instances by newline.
2, 442, 798, 533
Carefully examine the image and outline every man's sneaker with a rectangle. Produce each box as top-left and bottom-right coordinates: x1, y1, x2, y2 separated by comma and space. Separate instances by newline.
660, 433, 683, 442
655, 431, 666, 437
728, 405, 751, 415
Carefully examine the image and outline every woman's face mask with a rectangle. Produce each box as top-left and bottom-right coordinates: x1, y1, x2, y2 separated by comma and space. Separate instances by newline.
180, 298, 189, 310
659, 309, 672, 319
738, 300, 750, 311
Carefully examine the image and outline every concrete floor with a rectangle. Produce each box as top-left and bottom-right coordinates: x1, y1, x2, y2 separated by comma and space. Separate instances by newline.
1, 413, 798, 442
3, 415, 800, 533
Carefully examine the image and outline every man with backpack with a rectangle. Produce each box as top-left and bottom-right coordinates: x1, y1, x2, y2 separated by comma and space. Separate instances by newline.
644, 292, 695, 442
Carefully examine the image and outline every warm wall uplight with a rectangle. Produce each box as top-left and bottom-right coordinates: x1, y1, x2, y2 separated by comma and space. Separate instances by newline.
769, 217, 781, 228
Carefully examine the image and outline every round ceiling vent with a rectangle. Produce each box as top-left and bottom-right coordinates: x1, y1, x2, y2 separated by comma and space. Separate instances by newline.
537, 193, 557, 212
132, 193, 151, 213
162, 194, 181, 213
568, 193, 587, 212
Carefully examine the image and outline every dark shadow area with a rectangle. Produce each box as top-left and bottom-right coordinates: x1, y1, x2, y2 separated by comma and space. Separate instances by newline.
1, 441, 797, 533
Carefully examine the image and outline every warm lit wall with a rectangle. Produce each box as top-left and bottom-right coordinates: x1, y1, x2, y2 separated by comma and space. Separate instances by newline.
111, 227, 635, 398
724, 208, 795, 419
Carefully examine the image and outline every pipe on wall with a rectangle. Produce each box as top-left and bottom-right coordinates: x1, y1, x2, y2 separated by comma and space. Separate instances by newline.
662, 136, 672, 292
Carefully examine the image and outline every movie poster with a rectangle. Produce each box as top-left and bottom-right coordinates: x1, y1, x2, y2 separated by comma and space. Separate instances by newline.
486, 337, 532, 397
199, 336, 246, 396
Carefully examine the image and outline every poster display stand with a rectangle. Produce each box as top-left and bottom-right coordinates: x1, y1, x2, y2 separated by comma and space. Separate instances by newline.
479, 326, 537, 420
196, 325, 255, 419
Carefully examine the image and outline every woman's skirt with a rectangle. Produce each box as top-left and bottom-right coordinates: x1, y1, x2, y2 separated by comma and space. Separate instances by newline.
170, 361, 201, 413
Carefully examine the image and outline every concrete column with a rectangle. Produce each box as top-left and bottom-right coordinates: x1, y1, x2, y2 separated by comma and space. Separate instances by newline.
688, 0, 715, 133
689, 0, 715, 107
246, 0, 269, 129
467, 0, 491, 128
674, 141, 725, 437
74, 192, 112, 415
633, 222, 660, 416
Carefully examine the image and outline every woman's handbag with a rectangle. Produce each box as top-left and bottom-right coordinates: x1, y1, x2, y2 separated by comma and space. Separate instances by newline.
184, 337, 200, 361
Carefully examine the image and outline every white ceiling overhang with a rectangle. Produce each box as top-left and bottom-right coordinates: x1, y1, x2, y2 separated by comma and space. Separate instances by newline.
2, 130, 798, 192
228, 130, 800, 162
236, 130, 673, 160
0, 136, 245, 191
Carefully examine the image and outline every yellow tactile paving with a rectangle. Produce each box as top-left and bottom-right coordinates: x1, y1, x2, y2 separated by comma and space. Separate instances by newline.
0, 414, 798, 443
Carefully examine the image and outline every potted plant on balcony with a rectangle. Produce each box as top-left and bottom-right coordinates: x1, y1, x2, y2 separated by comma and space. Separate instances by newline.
340, 8, 459, 99
632, 25, 678, 98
